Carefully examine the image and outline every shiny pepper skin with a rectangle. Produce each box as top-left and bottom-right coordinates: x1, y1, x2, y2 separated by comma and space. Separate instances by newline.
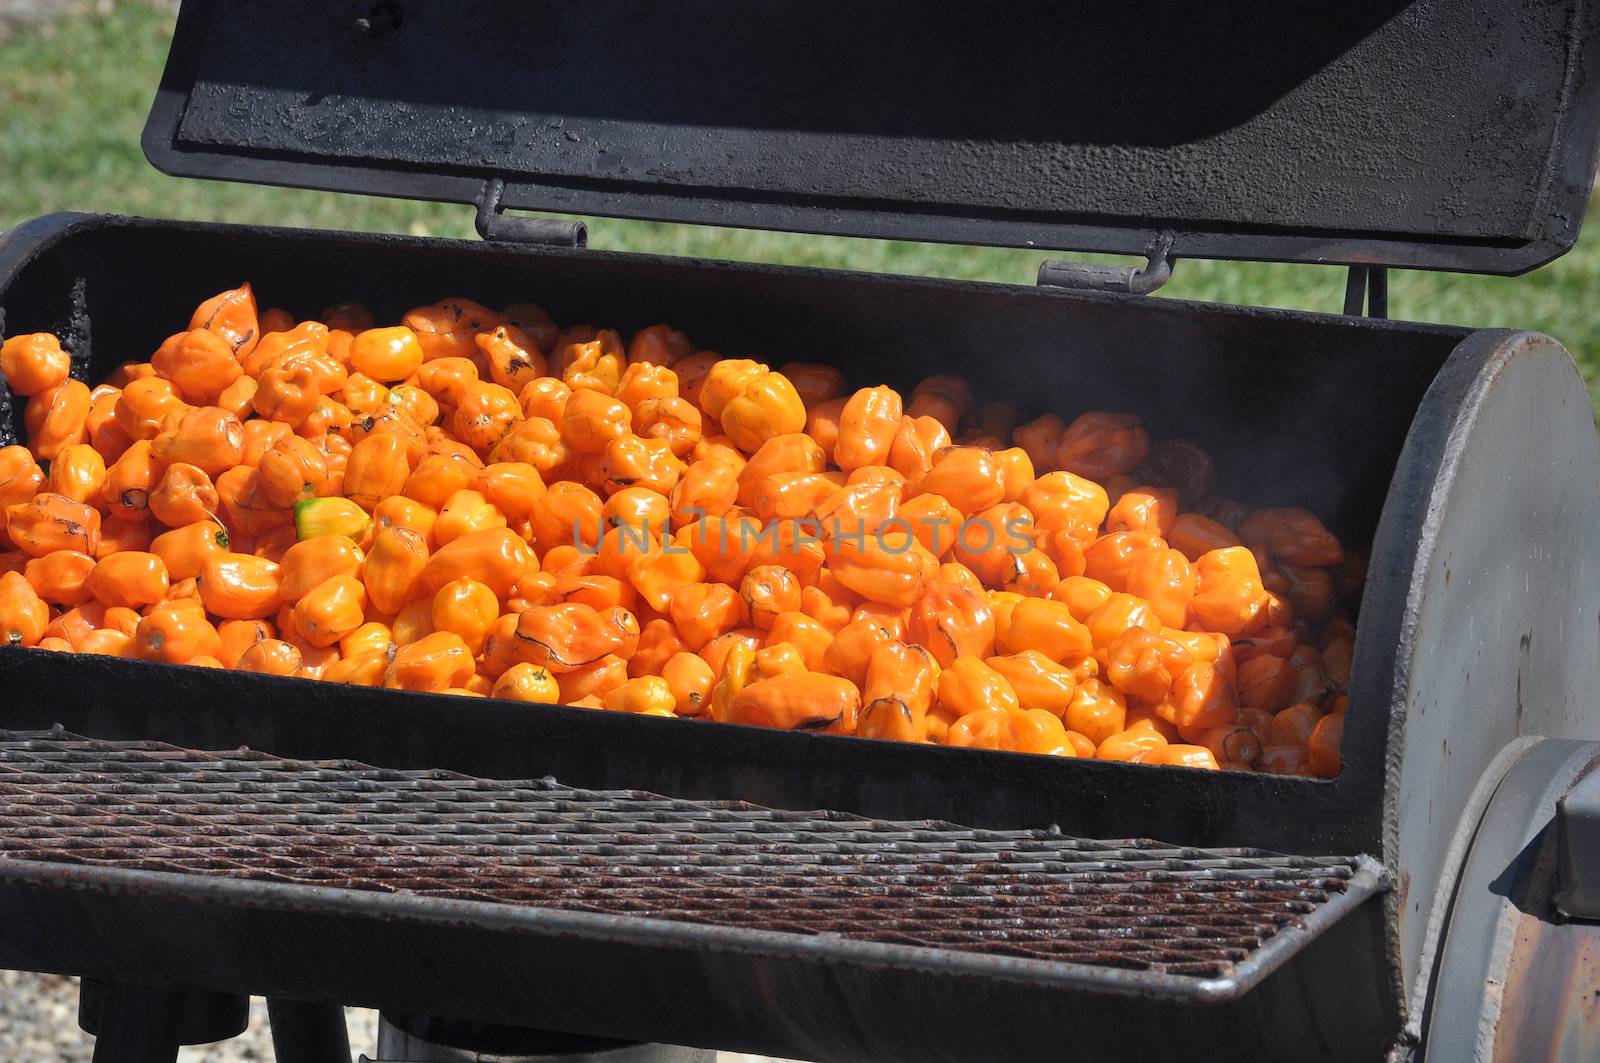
601, 435, 684, 497
255, 435, 331, 508
293, 574, 367, 648
947, 706, 1078, 755
151, 521, 230, 582
715, 365, 806, 454
936, 655, 1020, 718
451, 381, 523, 454
135, 598, 222, 664
827, 528, 938, 609
661, 651, 715, 715
988, 650, 1078, 718
47, 444, 106, 505
343, 430, 413, 511
998, 598, 1093, 663
910, 446, 1003, 516
834, 386, 903, 472
492, 661, 561, 703
1105, 484, 1179, 537
149, 463, 219, 528
385, 630, 476, 692
1104, 628, 1192, 705
86, 551, 169, 609
635, 397, 703, 459
739, 564, 801, 631
433, 489, 506, 546
190, 283, 259, 356
907, 581, 995, 668
561, 388, 631, 455
557, 328, 625, 393
113, 377, 184, 443
0, 571, 48, 646
414, 529, 527, 601
0, 292, 1359, 776
1134, 744, 1220, 770
1190, 547, 1269, 636
431, 577, 499, 654
26, 378, 91, 460
603, 675, 677, 715
279, 536, 364, 601
821, 618, 899, 687
514, 602, 627, 673
0, 446, 45, 513
198, 552, 282, 620
7, 493, 100, 557
252, 361, 322, 428
1125, 547, 1196, 628
350, 326, 426, 383
236, 638, 304, 677
1, 333, 71, 395
887, 415, 952, 481
627, 323, 690, 367
24, 549, 95, 607
153, 330, 242, 404
728, 671, 861, 731
404, 299, 502, 363
669, 582, 746, 651
85, 386, 133, 462
859, 641, 938, 742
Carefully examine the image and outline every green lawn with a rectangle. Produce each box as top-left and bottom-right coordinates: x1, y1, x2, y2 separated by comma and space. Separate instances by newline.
3, 2, 1599, 406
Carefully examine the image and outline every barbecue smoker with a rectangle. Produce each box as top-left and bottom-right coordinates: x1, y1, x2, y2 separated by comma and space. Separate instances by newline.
0, 1, 1598, 1061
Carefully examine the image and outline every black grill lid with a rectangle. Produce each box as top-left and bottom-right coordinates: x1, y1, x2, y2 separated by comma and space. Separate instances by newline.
145, 0, 1600, 275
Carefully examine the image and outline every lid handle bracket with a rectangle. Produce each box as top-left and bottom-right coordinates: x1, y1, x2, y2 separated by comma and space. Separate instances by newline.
1037, 233, 1174, 296
475, 179, 588, 248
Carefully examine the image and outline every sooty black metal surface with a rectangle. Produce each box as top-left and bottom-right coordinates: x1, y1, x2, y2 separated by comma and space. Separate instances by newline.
146, 0, 1600, 273
0, 729, 1378, 990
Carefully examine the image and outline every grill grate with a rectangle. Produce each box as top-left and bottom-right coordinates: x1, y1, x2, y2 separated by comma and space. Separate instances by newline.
0, 729, 1368, 980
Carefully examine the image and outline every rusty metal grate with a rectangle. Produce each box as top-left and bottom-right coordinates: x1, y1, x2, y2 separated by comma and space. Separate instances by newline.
0, 729, 1373, 981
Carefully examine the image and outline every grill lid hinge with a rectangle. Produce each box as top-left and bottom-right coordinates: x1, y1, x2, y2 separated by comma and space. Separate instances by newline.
1037, 233, 1174, 296
1342, 265, 1389, 319
475, 179, 587, 248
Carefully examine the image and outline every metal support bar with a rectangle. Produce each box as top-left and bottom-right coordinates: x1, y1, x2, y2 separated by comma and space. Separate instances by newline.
476, 179, 587, 247
88, 983, 186, 1063
1342, 265, 1388, 318
268, 999, 352, 1063
1037, 233, 1174, 296
79, 978, 249, 1048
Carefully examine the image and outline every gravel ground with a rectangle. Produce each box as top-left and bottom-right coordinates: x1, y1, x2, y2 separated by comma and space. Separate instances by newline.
0, 969, 783, 1061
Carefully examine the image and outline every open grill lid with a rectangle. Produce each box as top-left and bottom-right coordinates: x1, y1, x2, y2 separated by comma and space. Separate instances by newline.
146, 0, 1600, 275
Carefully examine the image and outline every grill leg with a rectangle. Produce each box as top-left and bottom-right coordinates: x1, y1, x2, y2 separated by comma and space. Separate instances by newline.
268, 999, 351, 1063
79, 978, 249, 1059
88, 982, 185, 1063
375, 1013, 715, 1062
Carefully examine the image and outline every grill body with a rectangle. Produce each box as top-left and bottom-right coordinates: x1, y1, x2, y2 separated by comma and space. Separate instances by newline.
0, 212, 1596, 1059
0, 729, 1391, 1062
0, 211, 1465, 858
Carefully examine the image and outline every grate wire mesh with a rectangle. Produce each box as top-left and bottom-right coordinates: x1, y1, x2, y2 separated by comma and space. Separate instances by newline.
0, 730, 1365, 979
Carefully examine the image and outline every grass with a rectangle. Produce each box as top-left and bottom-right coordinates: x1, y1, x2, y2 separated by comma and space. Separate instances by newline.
3, 1, 1599, 407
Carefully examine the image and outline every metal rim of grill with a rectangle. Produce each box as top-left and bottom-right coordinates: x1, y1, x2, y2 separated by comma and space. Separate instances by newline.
0, 728, 1386, 1001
